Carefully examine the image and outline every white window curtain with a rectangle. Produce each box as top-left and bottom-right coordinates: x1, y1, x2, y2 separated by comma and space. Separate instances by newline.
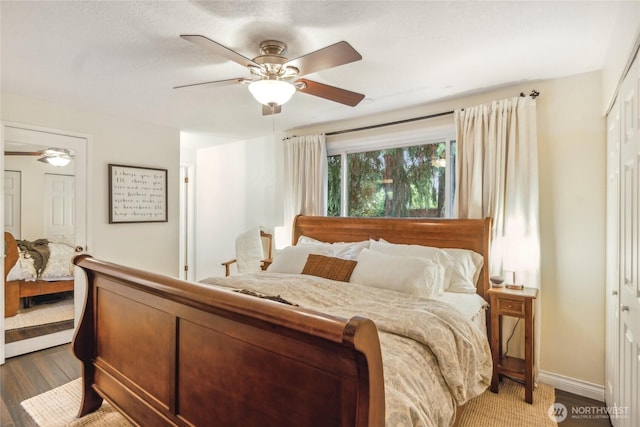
454, 95, 541, 377
283, 134, 328, 243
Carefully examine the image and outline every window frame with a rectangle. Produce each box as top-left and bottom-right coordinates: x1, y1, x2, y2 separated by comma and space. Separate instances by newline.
326, 123, 456, 218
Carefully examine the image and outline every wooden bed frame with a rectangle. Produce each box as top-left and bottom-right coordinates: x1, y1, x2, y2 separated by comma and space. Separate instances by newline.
4, 232, 75, 317
72, 216, 492, 426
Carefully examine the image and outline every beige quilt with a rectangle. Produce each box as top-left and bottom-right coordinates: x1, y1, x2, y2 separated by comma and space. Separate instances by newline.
200, 272, 492, 427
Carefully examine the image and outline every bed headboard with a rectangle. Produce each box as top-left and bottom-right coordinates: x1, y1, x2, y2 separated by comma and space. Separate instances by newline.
292, 216, 492, 302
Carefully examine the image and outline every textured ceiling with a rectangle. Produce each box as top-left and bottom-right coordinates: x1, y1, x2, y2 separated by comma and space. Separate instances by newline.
1, 1, 622, 145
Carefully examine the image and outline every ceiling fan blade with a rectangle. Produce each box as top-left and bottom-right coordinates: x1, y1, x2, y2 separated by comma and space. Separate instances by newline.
296, 79, 365, 107
4, 151, 41, 156
173, 78, 250, 90
262, 104, 282, 116
285, 41, 362, 76
180, 35, 258, 68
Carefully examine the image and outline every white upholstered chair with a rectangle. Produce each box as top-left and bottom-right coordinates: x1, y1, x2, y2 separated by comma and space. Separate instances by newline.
221, 227, 273, 276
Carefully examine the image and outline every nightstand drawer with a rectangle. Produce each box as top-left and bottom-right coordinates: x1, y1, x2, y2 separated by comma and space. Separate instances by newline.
496, 298, 524, 316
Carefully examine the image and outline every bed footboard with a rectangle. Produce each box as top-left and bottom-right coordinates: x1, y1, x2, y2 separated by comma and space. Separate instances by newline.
72, 255, 384, 427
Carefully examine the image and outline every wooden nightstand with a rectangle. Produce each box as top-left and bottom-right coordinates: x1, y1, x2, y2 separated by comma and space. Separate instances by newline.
488, 286, 538, 403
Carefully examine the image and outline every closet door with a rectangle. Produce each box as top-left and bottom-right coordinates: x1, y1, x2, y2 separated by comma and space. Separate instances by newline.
605, 100, 620, 423
44, 173, 75, 241
4, 170, 21, 239
619, 55, 639, 427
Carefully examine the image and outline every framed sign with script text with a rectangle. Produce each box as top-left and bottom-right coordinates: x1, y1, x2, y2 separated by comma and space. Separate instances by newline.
109, 164, 168, 223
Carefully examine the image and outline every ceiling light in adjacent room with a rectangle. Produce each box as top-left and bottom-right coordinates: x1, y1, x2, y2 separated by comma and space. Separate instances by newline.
37, 148, 74, 167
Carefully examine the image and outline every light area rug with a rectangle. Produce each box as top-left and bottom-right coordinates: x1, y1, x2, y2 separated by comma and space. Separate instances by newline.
4, 297, 74, 330
21, 378, 132, 427
458, 377, 557, 427
22, 377, 556, 427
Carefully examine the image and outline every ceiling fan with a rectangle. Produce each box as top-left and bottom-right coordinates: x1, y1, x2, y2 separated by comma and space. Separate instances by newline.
5, 148, 74, 167
175, 35, 365, 115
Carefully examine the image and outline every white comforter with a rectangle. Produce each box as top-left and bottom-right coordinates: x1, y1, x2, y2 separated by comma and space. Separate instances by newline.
200, 272, 492, 427
6, 242, 75, 281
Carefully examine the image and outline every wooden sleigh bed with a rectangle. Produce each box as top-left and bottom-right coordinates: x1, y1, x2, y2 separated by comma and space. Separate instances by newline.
4, 231, 75, 317
72, 216, 492, 427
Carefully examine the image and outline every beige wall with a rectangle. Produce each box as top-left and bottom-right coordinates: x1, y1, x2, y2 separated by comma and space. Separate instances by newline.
291, 71, 607, 387
536, 72, 606, 386
1, 92, 181, 276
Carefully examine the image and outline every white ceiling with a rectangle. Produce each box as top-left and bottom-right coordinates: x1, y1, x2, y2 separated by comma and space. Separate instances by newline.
0, 1, 622, 146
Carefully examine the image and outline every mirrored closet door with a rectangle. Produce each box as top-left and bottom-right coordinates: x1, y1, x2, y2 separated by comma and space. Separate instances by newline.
2, 124, 87, 360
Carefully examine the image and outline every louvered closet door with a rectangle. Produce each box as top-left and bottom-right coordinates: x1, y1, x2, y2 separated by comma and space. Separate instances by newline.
619, 54, 640, 427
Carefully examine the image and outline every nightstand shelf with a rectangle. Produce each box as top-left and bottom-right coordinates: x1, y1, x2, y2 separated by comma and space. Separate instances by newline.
497, 355, 526, 376
489, 286, 538, 404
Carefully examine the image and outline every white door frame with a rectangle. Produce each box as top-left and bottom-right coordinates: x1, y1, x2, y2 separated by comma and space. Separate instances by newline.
1, 122, 92, 364
179, 163, 195, 281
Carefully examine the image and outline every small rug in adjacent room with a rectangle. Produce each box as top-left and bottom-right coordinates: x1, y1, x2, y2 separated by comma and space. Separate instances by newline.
458, 378, 557, 427
21, 378, 131, 427
4, 296, 74, 330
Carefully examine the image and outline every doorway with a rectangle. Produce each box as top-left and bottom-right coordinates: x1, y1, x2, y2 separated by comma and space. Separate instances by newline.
1, 123, 88, 362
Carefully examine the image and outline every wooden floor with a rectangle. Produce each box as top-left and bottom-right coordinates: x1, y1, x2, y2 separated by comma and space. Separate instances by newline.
0, 345, 80, 427
555, 389, 613, 427
1, 344, 613, 427
5, 320, 74, 344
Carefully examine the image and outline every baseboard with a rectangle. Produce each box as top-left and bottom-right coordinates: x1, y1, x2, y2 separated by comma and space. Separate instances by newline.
538, 370, 605, 402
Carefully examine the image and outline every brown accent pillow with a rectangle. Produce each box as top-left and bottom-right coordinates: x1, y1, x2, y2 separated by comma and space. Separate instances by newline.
301, 254, 357, 282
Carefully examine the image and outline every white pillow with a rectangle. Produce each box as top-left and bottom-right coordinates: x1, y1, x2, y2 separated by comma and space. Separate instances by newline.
369, 240, 454, 290
266, 245, 332, 274
442, 248, 484, 293
296, 235, 369, 260
296, 235, 326, 245
349, 249, 445, 297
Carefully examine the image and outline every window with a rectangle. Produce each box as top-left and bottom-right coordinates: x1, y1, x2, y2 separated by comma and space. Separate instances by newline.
327, 138, 456, 218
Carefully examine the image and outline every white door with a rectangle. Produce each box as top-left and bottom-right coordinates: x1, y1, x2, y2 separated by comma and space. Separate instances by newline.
1, 123, 88, 362
605, 101, 621, 422
4, 170, 21, 239
44, 173, 75, 242
618, 56, 639, 427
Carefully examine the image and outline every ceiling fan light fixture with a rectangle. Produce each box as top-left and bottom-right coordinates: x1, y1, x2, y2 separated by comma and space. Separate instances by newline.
37, 148, 73, 167
248, 79, 296, 106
